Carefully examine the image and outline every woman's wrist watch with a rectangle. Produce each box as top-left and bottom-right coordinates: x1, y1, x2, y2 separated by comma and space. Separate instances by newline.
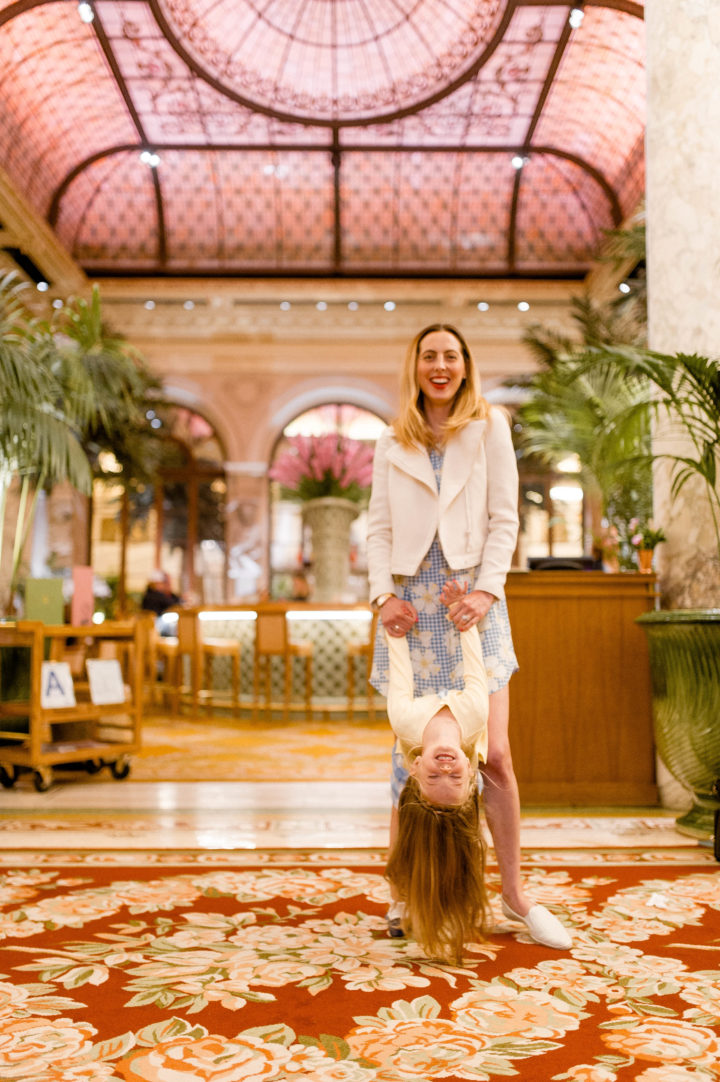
373, 592, 396, 611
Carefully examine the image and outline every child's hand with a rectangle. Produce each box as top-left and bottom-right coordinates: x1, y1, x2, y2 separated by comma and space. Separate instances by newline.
440, 580, 468, 609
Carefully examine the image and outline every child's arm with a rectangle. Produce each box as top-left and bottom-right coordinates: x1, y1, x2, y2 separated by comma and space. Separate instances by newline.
458, 625, 489, 706
385, 633, 416, 714
385, 633, 444, 743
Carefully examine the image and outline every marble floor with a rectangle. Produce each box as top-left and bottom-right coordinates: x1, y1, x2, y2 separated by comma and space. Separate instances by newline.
0, 772, 709, 856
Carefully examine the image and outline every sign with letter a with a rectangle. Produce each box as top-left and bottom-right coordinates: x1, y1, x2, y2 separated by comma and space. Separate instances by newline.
40, 662, 77, 708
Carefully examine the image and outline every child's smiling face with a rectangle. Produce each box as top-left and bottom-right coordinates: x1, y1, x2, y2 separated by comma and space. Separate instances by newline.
410, 742, 473, 805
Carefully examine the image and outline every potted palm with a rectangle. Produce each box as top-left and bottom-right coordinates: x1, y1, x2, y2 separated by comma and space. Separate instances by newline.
584, 346, 720, 838
0, 273, 164, 618
515, 293, 654, 559
516, 224, 720, 838
0, 272, 92, 617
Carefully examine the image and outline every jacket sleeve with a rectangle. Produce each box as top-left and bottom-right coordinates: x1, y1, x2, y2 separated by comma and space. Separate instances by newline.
473, 408, 519, 598
366, 430, 396, 602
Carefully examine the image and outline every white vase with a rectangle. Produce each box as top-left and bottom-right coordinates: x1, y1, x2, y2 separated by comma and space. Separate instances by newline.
302, 497, 359, 602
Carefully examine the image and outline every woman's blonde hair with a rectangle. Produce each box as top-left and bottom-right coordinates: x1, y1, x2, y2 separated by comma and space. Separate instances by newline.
393, 323, 490, 449
386, 776, 490, 963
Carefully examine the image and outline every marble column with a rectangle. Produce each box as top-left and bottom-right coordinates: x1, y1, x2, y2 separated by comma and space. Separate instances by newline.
645, 0, 720, 608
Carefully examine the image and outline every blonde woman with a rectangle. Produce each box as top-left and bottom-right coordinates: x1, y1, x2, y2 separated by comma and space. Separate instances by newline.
368, 323, 571, 953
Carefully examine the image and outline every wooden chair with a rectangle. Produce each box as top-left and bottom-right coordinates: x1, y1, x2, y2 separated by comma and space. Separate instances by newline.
168, 611, 241, 715
252, 605, 313, 720
346, 612, 379, 720
153, 633, 180, 711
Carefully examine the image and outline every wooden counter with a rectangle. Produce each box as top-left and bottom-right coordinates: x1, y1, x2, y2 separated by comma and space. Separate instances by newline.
505, 571, 658, 805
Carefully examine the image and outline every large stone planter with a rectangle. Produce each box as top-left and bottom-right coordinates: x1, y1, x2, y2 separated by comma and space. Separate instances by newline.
636, 609, 720, 839
302, 497, 359, 602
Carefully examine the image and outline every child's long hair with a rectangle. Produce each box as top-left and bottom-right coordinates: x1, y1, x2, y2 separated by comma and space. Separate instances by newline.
386, 775, 490, 963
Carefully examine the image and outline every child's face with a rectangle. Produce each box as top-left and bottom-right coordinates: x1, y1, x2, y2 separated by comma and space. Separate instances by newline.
410, 745, 473, 805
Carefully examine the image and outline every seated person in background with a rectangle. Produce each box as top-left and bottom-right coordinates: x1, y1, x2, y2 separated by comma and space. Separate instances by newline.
384, 581, 491, 963
140, 571, 182, 617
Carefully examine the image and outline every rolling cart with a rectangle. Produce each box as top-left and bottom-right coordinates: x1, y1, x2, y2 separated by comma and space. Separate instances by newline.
0, 618, 145, 792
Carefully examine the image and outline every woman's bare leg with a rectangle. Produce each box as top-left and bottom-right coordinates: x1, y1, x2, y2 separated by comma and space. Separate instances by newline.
481, 683, 531, 915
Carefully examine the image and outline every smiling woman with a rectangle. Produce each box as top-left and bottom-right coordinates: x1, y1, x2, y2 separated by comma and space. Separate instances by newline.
367, 323, 572, 958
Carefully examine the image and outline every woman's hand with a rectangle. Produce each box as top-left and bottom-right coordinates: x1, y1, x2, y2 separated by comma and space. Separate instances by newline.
444, 585, 495, 631
381, 596, 418, 637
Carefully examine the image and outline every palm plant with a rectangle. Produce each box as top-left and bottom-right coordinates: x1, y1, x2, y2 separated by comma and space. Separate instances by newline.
0, 276, 164, 616
583, 346, 720, 561
56, 285, 164, 488
0, 273, 91, 614
515, 293, 654, 563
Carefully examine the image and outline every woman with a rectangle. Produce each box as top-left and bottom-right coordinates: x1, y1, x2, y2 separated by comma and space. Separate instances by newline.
367, 323, 571, 952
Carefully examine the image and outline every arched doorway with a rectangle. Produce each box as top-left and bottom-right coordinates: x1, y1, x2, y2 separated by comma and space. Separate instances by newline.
90, 406, 228, 610
268, 403, 388, 600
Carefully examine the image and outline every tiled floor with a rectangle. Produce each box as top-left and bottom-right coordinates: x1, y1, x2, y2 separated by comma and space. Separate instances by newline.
0, 772, 706, 855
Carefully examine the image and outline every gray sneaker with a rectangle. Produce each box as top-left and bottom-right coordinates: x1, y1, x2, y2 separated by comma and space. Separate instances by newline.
386, 901, 406, 938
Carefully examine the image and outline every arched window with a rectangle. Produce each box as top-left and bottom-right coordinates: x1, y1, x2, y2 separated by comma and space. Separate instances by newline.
268, 404, 387, 600
91, 406, 228, 609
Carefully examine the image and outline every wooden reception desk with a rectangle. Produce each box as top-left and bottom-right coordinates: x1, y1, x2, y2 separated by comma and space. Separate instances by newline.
505, 571, 658, 805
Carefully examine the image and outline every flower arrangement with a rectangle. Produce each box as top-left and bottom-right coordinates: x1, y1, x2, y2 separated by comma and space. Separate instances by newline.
627, 519, 667, 551
268, 434, 374, 503
593, 524, 620, 571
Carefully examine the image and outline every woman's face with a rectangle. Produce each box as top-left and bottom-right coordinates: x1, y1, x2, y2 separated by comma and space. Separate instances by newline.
416, 329, 466, 409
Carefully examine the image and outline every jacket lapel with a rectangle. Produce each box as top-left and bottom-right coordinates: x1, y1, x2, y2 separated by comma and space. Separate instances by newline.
386, 441, 437, 492
439, 420, 487, 512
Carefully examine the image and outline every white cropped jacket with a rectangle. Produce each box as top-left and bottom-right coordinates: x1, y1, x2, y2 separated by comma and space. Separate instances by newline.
367, 410, 519, 602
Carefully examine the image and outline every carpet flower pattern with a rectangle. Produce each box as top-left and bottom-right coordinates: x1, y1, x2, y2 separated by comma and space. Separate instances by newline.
0, 859, 719, 1080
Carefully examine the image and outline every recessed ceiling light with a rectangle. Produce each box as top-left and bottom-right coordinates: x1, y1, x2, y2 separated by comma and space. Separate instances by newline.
477, 301, 489, 311
348, 301, 359, 311
517, 301, 530, 311
144, 300, 156, 310
280, 301, 291, 310
316, 301, 327, 311
569, 8, 585, 29
140, 150, 161, 168
183, 300, 195, 310
618, 281, 631, 294
384, 301, 396, 311
36, 281, 49, 292
78, 2, 94, 23
511, 155, 526, 170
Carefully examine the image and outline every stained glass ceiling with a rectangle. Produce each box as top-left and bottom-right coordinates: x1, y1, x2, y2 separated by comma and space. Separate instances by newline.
0, 0, 645, 281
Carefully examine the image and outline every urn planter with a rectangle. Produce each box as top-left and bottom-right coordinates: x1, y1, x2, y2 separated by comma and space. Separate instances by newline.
302, 497, 359, 602
636, 609, 720, 839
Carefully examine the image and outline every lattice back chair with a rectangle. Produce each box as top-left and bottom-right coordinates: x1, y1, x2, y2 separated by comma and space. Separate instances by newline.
174, 611, 241, 716
252, 605, 313, 720
346, 611, 379, 720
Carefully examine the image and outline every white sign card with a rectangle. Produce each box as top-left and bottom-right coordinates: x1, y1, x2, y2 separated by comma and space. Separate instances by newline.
40, 662, 77, 708
86, 659, 126, 705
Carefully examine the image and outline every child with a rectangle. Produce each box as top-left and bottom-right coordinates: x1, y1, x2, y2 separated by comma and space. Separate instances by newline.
384, 583, 491, 963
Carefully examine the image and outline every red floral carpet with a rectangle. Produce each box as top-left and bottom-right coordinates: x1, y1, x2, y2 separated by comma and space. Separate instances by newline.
1, 851, 719, 1081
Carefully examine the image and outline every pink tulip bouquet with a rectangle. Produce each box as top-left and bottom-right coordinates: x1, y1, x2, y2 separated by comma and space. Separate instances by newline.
268, 434, 374, 503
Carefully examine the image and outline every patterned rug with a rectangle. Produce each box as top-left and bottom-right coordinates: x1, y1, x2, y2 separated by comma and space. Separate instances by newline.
2, 849, 719, 1080
130, 715, 394, 782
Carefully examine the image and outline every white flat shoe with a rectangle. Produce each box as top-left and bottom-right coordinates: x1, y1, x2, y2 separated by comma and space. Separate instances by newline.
501, 898, 572, 950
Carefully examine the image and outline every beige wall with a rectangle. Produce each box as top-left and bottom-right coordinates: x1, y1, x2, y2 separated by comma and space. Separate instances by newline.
101, 276, 579, 468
